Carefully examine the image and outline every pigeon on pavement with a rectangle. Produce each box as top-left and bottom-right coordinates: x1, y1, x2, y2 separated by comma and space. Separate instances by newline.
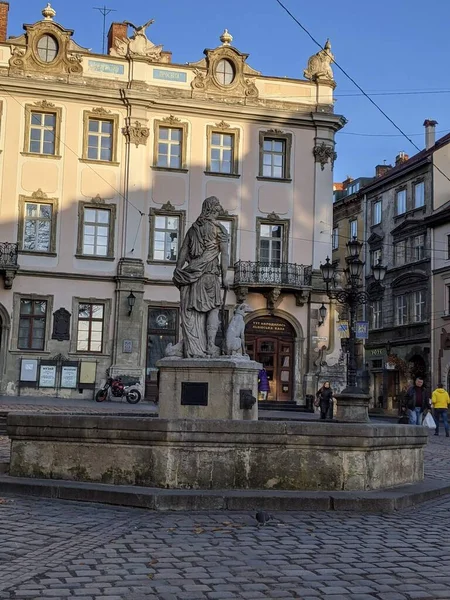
255, 511, 274, 527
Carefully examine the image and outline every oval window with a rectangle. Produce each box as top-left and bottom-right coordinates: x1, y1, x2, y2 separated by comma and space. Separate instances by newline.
215, 59, 235, 86
37, 35, 58, 63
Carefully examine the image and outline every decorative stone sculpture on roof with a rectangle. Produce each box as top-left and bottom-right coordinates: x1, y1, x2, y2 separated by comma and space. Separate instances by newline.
112, 19, 163, 60
304, 39, 335, 83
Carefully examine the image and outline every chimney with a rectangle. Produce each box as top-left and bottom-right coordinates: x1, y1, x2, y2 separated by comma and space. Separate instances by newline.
375, 164, 392, 178
395, 151, 409, 166
0, 2, 9, 43
424, 119, 438, 150
107, 22, 128, 55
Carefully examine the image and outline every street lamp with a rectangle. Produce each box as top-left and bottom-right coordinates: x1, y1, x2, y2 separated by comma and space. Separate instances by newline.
127, 291, 136, 316
320, 240, 386, 396
318, 303, 327, 326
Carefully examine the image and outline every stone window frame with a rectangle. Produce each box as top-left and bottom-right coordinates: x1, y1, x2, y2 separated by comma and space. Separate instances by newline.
81, 109, 120, 165
17, 193, 59, 256
152, 118, 189, 173
148, 205, 186, 265
75, 200, 117, 261
22, 103, 62, 159
257, 130, 293, 182
69, 296, 112, 356
205, 124, 241, 178
11, 292, 53, 354
256, 216, 290, 263
217, 213, 239, 266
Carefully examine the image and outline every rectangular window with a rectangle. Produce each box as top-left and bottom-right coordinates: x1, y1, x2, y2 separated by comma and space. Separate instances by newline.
157, 127, 182, 169
23, 202, 53, 252
372, 200, 382, 225
218, 219, 233, 263
372, 248, 382, 267
412, 234, 425, 261
414, 181, 425, 209
349, 219, 357, 240
371, 300, 382, 330
152, 215, 180, 262
87, 118, 113, 161
332, 227, 339, 250
413, 290, 425, 322
394, 240, 406, 266
77, 303, 104, 353
395, 295, 408, 326
259, 224, 283, 265
29, 112, 56, 155
82, 207, 110, 257
262, 138, 286, 179
18, 299, 47, 350
447, 285, 450, 315
396, 189, 407, 215
209, 132, 234, 174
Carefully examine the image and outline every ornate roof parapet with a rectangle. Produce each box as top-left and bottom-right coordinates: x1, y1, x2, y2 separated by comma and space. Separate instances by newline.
111, 19, 164, 61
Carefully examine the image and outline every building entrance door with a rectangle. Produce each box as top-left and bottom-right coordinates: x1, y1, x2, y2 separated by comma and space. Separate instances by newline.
245, 316, 295, 401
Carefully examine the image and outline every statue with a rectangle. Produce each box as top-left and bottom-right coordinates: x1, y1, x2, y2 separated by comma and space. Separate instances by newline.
166, 196, 229, 359
304, 39, 334, 82
113, 19, 163, 60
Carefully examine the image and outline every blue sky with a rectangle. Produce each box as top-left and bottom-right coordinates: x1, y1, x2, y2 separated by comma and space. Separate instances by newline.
9, 0, 450, 181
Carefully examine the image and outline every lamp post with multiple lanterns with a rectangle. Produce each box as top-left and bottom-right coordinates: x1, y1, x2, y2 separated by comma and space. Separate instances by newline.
320, 238, 386, 420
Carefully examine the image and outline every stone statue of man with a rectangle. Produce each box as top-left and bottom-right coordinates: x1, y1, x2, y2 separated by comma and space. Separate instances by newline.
166, 196, 229, 358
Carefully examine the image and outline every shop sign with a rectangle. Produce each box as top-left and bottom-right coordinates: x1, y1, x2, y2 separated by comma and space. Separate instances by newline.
246, 317, 292, 335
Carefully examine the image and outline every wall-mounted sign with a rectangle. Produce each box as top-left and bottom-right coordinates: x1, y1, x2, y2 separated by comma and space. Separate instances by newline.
369, 348, 384, 356
337, 321, 349, 338
355, 321, 369, 340
88, 60, 124, 75
246, 317, 294, 336
79, 361, 96, 385
153, 68, 187, 83
20, 359, 38, 382
123, 340, 133, 353
39, 365, 57, 388
61, 366, 78, 389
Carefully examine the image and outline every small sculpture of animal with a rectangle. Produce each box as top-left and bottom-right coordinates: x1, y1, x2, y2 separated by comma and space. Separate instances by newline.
225, 303, 252, 357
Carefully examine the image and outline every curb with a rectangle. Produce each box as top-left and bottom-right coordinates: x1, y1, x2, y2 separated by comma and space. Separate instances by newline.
0, 475, 449, 513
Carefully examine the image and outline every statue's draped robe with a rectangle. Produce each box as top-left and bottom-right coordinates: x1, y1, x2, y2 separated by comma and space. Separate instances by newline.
173, 218, 228, 358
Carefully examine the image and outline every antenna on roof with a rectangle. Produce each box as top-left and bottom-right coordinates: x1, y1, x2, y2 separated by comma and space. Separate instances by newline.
93, 5, 117, 54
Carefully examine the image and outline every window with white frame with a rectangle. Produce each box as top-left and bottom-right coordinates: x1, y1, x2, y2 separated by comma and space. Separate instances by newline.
23, 202, 53, 252
261, 138, 286, 179
87, 118, 113, 161
372, 248, 382, 267
157, 127, 182, 169
413, 290, 425, 322
29, 111, 56, 155
349, 219, 357, 240
76, 303, 104, 353
395, 295, 408, 325
372, 200, 382, 225
371, 300, 382, 330
151, 214, 180, 262
394, 240, 407, 266
82, 207, 110, 257
396, 189, 407, 215
259, 224, 283, 265
412, 234, 425, 261
209, 132, 234, 174
414, 181, 425, 209
332, 227, 339, 250
218, 219, 233, 263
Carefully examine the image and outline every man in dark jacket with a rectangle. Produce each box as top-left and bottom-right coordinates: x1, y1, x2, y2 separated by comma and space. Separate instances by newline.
406, 377, 431, 425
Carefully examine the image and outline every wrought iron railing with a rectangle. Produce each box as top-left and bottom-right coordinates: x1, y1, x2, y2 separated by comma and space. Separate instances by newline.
234, 261, 312, 288
0, 242, 18, 267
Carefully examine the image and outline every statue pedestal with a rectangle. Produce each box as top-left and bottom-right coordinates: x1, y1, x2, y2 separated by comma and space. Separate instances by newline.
157, 357, 261, 421
335, 388, 371, 423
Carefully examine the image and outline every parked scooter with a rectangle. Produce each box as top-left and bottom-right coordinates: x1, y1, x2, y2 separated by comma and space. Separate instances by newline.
95, 376, 141, 404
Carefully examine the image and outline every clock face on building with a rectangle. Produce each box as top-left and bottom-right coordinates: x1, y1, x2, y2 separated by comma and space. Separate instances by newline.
156, 314, 169, 328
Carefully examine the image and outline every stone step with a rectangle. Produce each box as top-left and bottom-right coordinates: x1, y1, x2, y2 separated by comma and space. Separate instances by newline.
258, 402, 308, 412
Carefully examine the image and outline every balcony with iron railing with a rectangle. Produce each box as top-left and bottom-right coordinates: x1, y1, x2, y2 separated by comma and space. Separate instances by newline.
0, 242, 19, 288
233, 260, 312, 308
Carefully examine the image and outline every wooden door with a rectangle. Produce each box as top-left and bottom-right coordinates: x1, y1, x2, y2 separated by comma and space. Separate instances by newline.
256, 337, 277, 401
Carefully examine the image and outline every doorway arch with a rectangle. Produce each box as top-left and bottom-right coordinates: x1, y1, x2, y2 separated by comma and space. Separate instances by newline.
245, 311, 302, 402
0, 302, 10, 390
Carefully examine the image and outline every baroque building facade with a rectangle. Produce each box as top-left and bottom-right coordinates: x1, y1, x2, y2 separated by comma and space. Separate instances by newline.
0, 3, 345, 401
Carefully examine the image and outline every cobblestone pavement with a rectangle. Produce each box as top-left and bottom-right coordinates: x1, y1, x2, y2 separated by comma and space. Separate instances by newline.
1, 492, 450, 599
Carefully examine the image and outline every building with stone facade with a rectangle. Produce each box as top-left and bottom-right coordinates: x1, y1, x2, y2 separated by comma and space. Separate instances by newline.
362, 122, 446, 410
0, 3, 345, 402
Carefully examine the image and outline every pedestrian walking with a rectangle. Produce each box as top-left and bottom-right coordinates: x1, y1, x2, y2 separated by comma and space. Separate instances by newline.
432, 382, 450, 437
258, 368, 270, 401
315, 381, 333, 420
405, 377, 431, 425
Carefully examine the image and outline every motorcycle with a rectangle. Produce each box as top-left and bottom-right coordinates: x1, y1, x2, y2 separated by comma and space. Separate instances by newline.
95, 376, 141, 404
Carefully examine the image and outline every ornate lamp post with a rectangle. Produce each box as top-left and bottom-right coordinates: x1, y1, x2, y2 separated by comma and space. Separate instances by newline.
320, 238, 386, 422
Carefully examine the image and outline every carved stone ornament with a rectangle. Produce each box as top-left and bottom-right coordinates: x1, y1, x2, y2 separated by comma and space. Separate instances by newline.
266, 128, 284, 134
304, 39, 335, 85
91, 194, 106, 205
295, 289, 311, 307
215, 120, 230, 129
161, 115, 181, 125
190, 36, 260, 101
31, 188, 48, 199
159, 201, 176, 212
3, 267, 18, 290
265, 287, 282, 312
266, 211, 280, 221
33, 100, 55, 109
122, 121, 150, 148
313, 142, 337, 170
112, 19, 163, 61
52, 307, 71, 341
235, 286, 248, 304
92, 107, 111, 115
8, 11, 86, 76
